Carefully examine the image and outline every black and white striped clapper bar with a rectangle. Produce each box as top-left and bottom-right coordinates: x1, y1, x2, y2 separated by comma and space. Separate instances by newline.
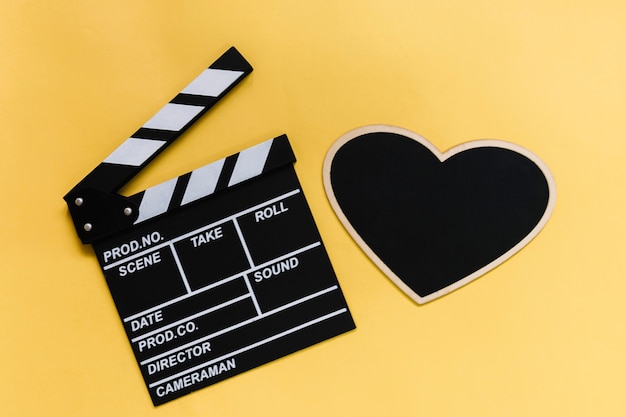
64, 47, 355, 406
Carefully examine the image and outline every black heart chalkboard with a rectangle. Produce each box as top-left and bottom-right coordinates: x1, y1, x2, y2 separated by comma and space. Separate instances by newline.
323, 126, 556, 304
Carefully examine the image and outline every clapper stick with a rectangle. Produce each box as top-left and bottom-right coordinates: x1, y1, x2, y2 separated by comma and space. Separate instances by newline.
65, 46, 253, 244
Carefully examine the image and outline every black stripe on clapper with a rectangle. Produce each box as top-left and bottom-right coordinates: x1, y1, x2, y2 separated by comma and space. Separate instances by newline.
262, 134, 296, 172
215, 154, 239, 193
167, 173, 192, 211
132, 128, 178, 142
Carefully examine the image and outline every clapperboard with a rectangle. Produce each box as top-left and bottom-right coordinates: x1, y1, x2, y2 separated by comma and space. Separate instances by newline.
64, 47, 355, 406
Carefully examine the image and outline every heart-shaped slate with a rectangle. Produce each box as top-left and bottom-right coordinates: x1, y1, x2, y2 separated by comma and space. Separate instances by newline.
323, 125, 556, 304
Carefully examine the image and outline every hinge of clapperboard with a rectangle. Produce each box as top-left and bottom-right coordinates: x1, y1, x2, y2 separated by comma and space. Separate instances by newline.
64, 47, 295, 244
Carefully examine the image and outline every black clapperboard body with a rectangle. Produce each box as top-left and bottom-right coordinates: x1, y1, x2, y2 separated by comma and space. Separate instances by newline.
64, 47, 355, 405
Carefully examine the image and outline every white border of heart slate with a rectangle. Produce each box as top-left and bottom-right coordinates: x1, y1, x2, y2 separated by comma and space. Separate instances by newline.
323, 125, 556, 304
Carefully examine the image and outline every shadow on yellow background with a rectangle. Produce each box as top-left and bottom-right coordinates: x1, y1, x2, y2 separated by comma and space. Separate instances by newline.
2, 1, 626, 416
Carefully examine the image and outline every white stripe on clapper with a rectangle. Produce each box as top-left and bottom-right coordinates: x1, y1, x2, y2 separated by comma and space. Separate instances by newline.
180, 158, 226, 206
134, 177, 178, 224
143, 103, 204, 131
181, 69, 245, 97
103, 138, 166, 167
228, 139, 273, 187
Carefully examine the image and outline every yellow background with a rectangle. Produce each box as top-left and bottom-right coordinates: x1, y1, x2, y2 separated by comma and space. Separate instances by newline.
2, 1, 625, 416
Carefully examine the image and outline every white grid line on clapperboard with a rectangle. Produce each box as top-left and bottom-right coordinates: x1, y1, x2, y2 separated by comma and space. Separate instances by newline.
130, 293, 252, 343
242, 273, 263, 316
139, 284, 341, 367
105, 188, 301, 272
232, 217, 255, 268
169, 242, 193, 294
129, 240, 325, 343
148, 308, 348, 388
122, 239, 321, 324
